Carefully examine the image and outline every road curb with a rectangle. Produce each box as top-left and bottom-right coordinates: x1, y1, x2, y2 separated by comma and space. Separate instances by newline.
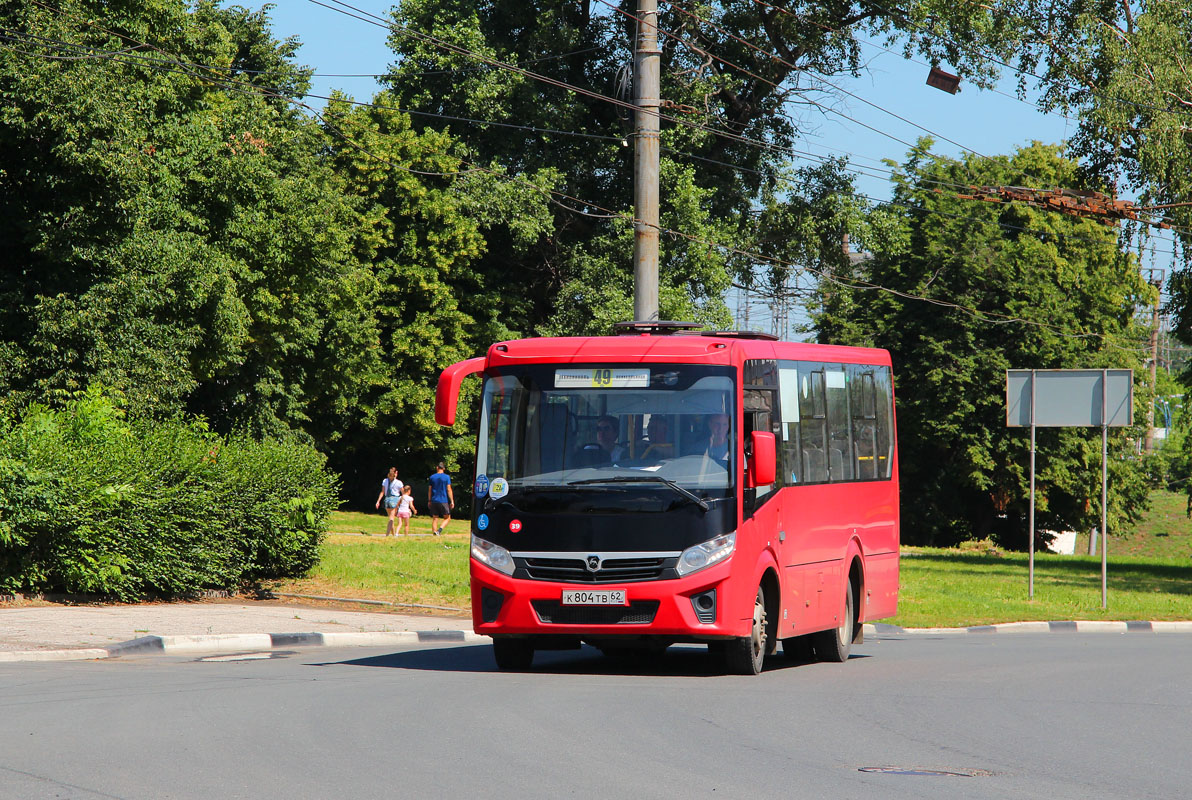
0, 630, 492, 663
4, 621, 1192, 663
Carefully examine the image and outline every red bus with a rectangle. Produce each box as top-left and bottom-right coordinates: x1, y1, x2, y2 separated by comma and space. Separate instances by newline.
435, 323, 899, 673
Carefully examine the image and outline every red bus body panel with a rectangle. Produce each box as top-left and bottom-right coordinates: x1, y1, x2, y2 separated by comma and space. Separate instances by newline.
440, 334, 899, 643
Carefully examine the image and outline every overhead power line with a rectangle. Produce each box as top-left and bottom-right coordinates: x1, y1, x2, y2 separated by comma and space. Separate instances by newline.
10, 2, 1189, 246
3, 1, 1174, 351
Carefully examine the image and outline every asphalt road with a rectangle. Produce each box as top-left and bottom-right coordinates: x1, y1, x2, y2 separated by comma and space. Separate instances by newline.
1, 633, 1188, 799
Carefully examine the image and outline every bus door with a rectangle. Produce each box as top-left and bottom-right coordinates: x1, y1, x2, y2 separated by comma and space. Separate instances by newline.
742, 361, 789, 630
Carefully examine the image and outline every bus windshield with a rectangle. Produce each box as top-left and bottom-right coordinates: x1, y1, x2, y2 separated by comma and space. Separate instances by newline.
477, 364, 736, 504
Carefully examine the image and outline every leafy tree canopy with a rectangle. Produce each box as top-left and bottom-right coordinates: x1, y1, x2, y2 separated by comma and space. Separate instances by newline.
817, 142, 1154, 546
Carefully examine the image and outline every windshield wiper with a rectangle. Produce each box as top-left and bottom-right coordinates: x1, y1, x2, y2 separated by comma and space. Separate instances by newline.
566, 475, 710, 511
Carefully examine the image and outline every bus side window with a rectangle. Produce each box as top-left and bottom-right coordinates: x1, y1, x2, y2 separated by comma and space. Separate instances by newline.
778, 362, 801, 484
873, 366, 894, 478
849, 367, 879, 480
799, 366, 828, 483
825, 366, 852, 481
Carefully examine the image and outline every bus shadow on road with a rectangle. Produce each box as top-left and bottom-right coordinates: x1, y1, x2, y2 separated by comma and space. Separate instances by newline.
317, 644, 869, 676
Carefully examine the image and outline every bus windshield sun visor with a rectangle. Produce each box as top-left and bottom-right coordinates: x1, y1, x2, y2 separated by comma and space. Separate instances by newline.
567, 475, 711, 511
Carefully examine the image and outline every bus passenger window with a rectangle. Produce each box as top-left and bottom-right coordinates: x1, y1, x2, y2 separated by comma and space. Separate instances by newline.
873, 367, 894, 478
825, 367, 852, 481
850, 368, 879, 480
799, 367, 828, 483
778, 363, 801, 483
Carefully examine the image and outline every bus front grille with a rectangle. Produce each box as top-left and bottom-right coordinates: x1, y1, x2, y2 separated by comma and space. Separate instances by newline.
519, 557, 672, 583
531, 600, 660, 625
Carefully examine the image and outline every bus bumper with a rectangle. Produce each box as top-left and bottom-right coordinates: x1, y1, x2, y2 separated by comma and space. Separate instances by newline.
469, 558, 752, 640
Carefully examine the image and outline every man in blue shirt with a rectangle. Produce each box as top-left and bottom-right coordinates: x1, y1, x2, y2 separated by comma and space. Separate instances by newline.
427, 462, 454, 536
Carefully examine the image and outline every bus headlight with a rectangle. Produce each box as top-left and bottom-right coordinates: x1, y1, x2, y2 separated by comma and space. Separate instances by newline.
471, 534, 515, 576
676, 532, 736, 577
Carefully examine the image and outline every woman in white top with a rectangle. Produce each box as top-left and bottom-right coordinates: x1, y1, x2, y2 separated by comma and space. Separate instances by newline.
374, 467, 404, 536
395, 485, 417, 536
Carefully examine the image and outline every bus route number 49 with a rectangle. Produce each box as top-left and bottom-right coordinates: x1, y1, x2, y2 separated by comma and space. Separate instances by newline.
562, 589, 627, 606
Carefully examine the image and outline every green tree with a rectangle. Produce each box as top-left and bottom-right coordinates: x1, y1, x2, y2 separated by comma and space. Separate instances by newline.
817, 142, 1154, 547
976, 1, 1192, 339
316, 90, 555, 498
376, 0, 1124, 334
0, 0, 380, 447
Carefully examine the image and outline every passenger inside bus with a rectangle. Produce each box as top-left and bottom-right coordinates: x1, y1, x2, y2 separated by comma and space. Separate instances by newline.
684, 413, 731, 467
570, 414, 626, 466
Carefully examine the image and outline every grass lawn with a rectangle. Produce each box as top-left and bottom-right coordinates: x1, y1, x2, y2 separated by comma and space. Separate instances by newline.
893, 549, 1192, 628
271, 491, 1192, 626
266, 510, 472, 610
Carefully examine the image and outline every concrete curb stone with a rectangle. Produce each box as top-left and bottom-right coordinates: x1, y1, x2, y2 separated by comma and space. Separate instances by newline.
0, 630, 491, 663
3, 620, 1192, 663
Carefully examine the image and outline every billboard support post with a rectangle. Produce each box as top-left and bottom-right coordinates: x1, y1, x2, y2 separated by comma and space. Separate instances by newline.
1101, 370, 1108, 609
1028, 370, 1036, 598
1006, 369, 1132, 607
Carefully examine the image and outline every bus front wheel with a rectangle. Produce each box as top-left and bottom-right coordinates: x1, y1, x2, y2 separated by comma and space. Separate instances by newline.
725, 585, 767, 675
812, 580, 854, 663
492, 638, 534, 671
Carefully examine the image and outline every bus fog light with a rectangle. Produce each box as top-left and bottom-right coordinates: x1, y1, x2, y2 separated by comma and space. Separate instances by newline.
676, 533, 736, 577
471, 534, 515, 576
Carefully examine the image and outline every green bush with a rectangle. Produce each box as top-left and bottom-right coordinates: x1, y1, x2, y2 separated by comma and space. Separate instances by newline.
0, 387, 337, 600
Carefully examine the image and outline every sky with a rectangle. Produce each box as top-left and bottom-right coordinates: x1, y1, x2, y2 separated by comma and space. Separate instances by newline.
236, 1, 1171, 335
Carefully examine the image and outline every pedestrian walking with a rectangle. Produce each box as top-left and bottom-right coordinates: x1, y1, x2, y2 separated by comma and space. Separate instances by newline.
427, 462, 454, 535
375, 467, 404, 536
395, 485, 417, 536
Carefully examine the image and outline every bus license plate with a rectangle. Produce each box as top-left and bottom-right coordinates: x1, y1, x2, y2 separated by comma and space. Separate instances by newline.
562, 589, 627, 606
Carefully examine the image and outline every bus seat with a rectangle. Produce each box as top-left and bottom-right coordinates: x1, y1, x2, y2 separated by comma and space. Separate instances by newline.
829, 448, 844, 479
803, 448, 826, 483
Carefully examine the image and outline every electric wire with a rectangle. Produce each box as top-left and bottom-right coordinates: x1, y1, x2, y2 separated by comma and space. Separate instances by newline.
6, 9, 1187, 247
1, 5, 1172, 350
308, 0, 1186, 241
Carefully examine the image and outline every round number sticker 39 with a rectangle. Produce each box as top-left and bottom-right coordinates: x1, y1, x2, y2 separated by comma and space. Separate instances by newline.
509, 519, 522, 533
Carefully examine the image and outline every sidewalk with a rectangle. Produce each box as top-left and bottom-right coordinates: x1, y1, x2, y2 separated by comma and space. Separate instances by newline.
0, 600, 480, 662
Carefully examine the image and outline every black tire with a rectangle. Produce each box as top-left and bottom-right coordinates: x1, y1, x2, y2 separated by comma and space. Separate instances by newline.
492, 638, 534, 671
725, 585, 767, 675
811, 579, 855, 663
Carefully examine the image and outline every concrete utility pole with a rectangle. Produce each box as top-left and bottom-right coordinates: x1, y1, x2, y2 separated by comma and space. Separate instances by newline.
632, 0, 661, 322
1144, 298, 1160, 453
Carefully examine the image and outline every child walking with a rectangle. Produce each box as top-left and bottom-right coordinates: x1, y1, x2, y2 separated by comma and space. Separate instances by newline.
395, 485, 417, 536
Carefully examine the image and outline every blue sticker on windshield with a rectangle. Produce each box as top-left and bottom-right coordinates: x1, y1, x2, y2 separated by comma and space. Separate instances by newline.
477, 514, 489, 531
474, 474, 490, 497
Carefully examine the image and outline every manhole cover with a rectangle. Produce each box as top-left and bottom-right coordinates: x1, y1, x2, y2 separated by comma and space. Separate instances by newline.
859, 767, 988, 777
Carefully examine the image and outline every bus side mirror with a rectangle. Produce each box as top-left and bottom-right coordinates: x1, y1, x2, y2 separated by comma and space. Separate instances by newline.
748, 431, 776, 487
435, 356, 486, 425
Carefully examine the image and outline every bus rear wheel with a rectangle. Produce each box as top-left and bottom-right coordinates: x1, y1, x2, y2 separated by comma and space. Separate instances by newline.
812, 580, 854, 663
725, 585, 767, 675
492, 638, 534, 671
